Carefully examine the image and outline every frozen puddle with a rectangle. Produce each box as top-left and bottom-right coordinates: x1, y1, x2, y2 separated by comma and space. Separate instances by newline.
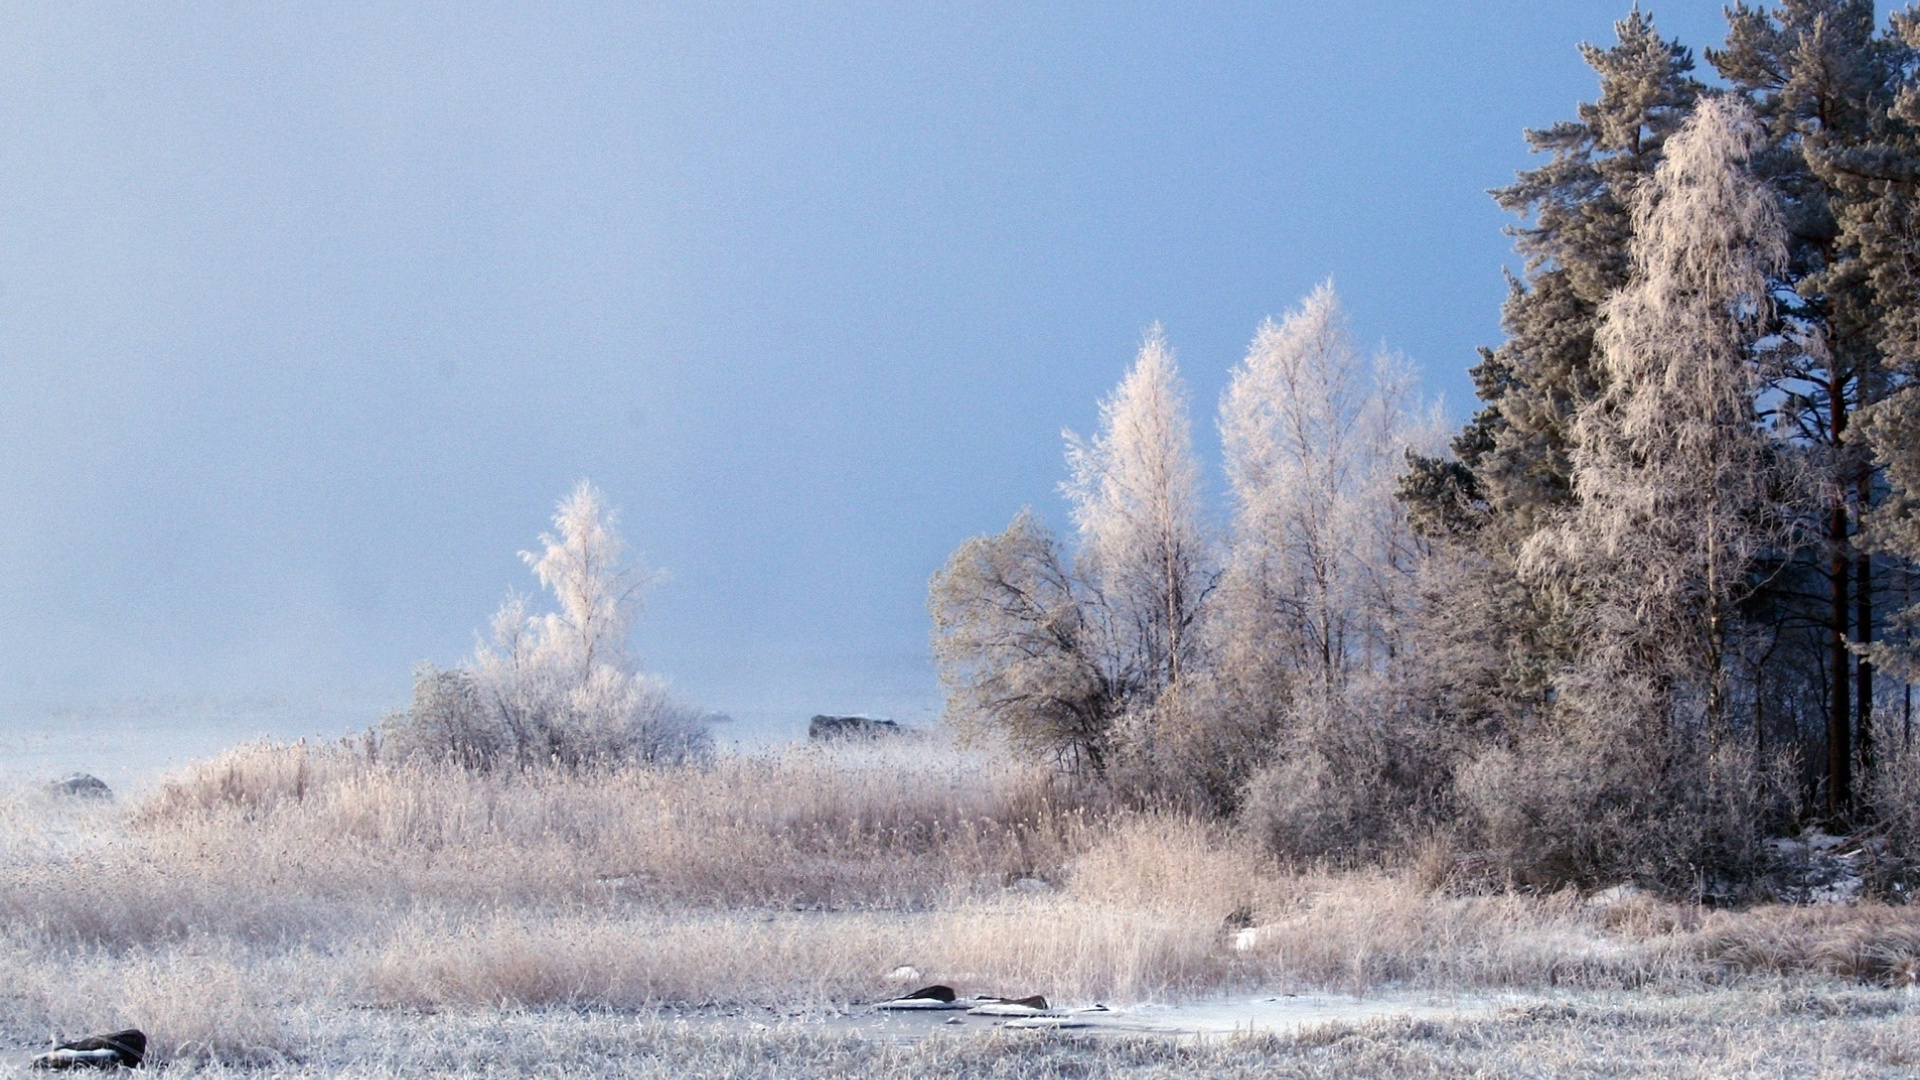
703, 991, 1520, 1043
1060, 992, 1502, 1036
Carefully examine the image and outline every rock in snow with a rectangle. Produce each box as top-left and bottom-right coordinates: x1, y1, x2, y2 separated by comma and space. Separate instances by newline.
30, 1030, 145, 1070
46, 774, 112, 800
876, 985, 964, 1010
968, 995, 1052, 1017
807, 715, 901, 741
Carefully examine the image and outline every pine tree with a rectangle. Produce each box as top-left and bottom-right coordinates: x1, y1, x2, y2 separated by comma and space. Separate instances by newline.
1711, 0, 1907, 815
1398, 9, 1701, 733
1441, 8, 1701, 531
1842, 6, 1920, 748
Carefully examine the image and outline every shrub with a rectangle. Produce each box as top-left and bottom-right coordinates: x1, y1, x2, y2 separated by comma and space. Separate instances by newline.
1456, 723, 1796, 894
382, 661, 709, 770
1238, 686, 1457, 865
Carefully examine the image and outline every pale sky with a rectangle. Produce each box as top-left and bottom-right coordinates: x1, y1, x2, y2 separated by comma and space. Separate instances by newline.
0, 2, 1765, 747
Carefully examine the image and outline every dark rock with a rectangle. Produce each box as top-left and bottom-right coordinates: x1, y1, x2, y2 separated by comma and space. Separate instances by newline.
875, 984, 964, 1010
31, 1030, 144, 1070
47, 774, 112, 800
807, 715, 901, 741
966, 994, 1052, 1016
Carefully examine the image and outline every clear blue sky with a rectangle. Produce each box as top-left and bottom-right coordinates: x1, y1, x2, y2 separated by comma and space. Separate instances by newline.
0, 2, 1790, 737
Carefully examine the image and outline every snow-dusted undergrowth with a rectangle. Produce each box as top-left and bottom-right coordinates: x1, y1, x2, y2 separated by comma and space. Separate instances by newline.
4, 738, 1920, 1067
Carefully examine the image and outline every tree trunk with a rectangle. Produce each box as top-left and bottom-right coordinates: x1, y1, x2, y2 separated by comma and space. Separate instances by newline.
1858, 538, 1874, 786
1830, 379, 1853, 820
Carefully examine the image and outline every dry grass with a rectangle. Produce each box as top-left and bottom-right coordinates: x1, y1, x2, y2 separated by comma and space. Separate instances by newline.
4, 737, 1920, 1068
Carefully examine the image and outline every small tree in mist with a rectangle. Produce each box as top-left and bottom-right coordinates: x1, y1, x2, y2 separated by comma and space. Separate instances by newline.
386, 482, 709, 769
519, 482, 651, 681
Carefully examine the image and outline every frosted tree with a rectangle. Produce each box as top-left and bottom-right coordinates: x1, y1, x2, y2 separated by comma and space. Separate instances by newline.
1523, 96, 1793, 733
1439, 9, 1701, 530
931, 329, 1209, 777
929, 510, 1120, 772
1063, 327, 1211, 696
387, 481, 708, 769
519, 481, 654, 679
1215, 283, 1432, 697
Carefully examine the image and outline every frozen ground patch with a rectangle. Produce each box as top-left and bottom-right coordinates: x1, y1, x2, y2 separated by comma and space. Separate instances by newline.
785, 989, 1520, 1042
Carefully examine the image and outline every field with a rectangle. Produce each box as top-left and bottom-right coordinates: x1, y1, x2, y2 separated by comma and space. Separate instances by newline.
4, 736, 1920, 1077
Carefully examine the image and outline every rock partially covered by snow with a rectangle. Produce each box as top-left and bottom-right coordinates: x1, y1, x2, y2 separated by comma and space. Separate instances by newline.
968, 995, 1051, 1017
46, 774, 112, 800
808, 715, 901, 741
876, 985, 964, 1010
31, 1029, 144, 1070
1765, 831, 1867, 904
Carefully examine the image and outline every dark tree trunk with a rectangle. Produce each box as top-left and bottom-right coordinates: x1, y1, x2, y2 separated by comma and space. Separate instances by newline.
1858, 542, 1874, 784
1831, 516, 1853, 820
1830, 380, 1852, 820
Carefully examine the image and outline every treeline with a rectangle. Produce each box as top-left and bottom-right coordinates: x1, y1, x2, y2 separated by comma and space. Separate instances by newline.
931, 4, 1920, 895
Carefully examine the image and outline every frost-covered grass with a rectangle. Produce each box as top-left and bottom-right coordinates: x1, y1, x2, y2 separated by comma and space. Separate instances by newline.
5, 739, 1920, 1070
9, 994, 1920, 1079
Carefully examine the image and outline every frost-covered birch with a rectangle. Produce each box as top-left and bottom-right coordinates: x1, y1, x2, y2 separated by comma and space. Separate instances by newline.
1215, 284, 1433, 695
1523, 96, 1794, 732
1064, 327, 1211, 696
519, 481, 655, 679
387, 481, 708, 768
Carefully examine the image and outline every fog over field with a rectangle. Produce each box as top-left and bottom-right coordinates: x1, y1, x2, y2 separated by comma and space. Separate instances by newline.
0, 2, 1742, 758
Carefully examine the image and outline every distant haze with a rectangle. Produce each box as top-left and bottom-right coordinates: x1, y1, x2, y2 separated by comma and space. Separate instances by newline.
0, 2, 1753, 765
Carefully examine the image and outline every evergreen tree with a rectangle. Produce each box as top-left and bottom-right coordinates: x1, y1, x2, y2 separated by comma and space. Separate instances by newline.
1712, 0, 1908, 816
1440, 9, 1701, 531
1400, 8, 1700, 732
1842, 6, 1920, 740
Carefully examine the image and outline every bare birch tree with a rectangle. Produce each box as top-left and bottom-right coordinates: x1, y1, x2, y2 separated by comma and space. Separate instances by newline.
929, 510, 1120, 771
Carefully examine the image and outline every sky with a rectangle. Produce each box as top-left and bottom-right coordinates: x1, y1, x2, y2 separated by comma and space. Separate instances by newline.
0, 1, 1807, 757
